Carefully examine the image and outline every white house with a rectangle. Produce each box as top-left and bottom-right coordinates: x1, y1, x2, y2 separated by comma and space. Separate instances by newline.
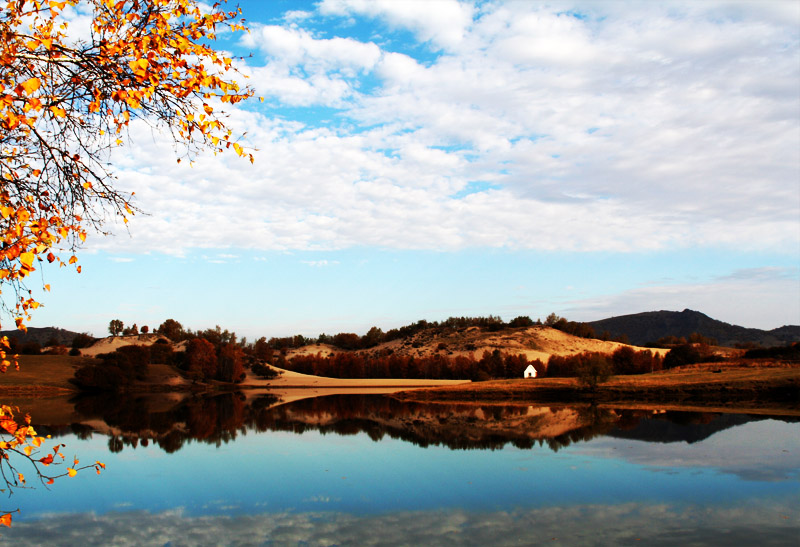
524, 364, 537, 378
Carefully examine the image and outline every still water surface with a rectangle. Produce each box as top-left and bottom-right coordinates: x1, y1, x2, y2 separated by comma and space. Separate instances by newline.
1, 393, 798, 546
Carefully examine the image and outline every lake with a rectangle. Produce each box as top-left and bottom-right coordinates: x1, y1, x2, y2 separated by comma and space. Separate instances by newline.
1, 392, 798, 546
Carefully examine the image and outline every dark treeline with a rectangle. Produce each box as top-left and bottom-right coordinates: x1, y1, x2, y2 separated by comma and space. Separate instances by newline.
281, 346, 665, 382
743, 342, 800, 361
548, 347, 664, 378
283, 349, 541, 381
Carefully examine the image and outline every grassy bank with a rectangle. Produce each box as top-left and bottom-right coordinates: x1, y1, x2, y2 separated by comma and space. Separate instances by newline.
3, 356, 798, 415
396, 364, 800, 412
0, 354, 83, 393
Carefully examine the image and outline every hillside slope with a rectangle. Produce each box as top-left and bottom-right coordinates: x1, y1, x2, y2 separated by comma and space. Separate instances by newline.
0, 326, 83, 346
587, 309, 800, 347
287, 325, 666, 362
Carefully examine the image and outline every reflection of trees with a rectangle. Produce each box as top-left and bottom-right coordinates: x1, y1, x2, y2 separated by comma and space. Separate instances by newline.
69, 392, 277, 454
241, 395, 621, 452
37, 394, 784, 455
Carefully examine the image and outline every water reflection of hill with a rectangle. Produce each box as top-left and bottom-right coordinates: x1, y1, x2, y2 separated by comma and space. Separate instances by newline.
32, 393, 796, 454
609, 411, 799, 444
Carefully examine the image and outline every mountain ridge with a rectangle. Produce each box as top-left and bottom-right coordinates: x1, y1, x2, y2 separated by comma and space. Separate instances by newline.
587, 309, 799, 347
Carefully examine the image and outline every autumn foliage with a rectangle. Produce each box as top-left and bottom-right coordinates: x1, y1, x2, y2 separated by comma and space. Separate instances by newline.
1, 0, 254, 525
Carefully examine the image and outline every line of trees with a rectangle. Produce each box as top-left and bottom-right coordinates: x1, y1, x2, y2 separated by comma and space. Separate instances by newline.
280, 346, 665, 382
282, 349, 540, 381
105, 312, 628, 357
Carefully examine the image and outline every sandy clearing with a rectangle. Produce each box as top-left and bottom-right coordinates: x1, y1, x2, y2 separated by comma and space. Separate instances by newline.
79, 333, 171, 356
240, 366, 469, 390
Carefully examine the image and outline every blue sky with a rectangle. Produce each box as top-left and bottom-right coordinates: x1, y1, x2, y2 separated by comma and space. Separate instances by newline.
22, 0, 800, 339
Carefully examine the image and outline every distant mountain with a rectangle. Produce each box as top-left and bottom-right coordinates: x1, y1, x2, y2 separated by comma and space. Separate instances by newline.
0, 326, 84, 347
587, 309, 800, 347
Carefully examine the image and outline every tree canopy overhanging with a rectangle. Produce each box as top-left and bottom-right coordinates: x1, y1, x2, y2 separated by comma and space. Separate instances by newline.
0, 0, 253, 336
0, 0, 254, 526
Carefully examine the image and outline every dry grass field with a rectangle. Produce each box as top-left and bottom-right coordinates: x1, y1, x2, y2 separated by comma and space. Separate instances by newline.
0, 354, 85, 393
397, 362, 800, 413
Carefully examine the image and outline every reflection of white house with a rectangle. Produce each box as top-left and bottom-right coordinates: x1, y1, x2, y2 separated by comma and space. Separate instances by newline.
524, 364, 537, 378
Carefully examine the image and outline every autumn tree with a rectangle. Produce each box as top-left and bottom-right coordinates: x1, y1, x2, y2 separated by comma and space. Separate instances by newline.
216, 342, 244, 383
184, 338, 217, 382
576, 354, 613, 390
1, 0, 253, 526
108, 318, 124, 336
252, 336, 273, 361
157, 318, 185, 341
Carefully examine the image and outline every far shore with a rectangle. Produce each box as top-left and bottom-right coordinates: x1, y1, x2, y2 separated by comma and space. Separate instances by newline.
1, 355, 798, 416
394, 365, 800, 414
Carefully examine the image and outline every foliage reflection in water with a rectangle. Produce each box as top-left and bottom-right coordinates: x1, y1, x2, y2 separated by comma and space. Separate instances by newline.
2, 393, 798, 546
41, 392, 800, 454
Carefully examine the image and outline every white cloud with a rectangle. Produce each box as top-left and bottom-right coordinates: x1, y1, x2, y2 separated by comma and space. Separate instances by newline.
242, 24, 381, 107
87, 1, 798, 258
562, 266, 800, 329
579, 419, 800, 482
301, 260, 339, 267
319, 0, 474, 50
4, 501, 798, 546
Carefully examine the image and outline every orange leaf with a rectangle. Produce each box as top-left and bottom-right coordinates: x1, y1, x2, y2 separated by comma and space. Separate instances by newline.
0, 417, 17, 435
0, 513, 11, 527
20, 77, 41, 95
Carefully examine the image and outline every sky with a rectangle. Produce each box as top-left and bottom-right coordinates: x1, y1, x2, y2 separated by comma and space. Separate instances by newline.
21, 0, 800, 340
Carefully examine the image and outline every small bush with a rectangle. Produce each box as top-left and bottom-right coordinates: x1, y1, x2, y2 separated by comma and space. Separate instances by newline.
663, 344, 702, 369
251, 361, 280, 379
71, 333, 96, 349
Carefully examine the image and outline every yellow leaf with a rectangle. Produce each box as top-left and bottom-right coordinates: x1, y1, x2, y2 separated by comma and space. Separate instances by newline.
20, 252, 35, 270
67, 468, 77, 477
233, 143, 243, 156
21, 77, 41, 95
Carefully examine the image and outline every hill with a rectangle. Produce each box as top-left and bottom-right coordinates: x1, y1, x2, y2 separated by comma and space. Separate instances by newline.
0, 326, 84, 347
587, 309, 800, 348
286, 324, 666, 363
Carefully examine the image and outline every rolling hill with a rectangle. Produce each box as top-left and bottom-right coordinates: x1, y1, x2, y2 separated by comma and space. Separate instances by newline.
587, 309, 800, 347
